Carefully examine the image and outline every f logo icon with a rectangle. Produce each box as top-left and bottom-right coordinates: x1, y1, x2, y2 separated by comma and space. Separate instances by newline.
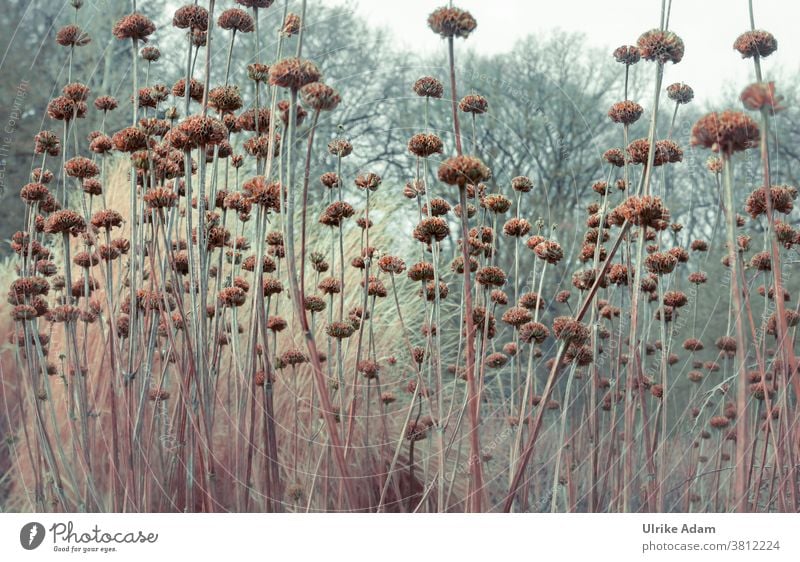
20, 522, 45, 550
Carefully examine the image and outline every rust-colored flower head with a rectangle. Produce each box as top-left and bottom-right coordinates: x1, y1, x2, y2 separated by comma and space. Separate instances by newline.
173, 5, 208, 31
645, 252, 677, 275
419, 280, 446, 302
502, 306, 532, 328
44, 209, 86, 236
608, 100, 643, 124
749, 250, 771, 271
408, 133, 443, 158
326, 321, 355, 340
243, 133, 281, 159
709, 415, 730, 430
217, 286, 247, 308
318, 172, 340, 190
476, 265, 506, 287
428, 6, 477, 39
705, 156, 723, 174
143, 187, 179, 209
113, 13, 156, 42
746, 185, 797, 218
438, 155, 491, 187
246, 63, 270, 83
528, 240, 561, 265
637, 29, 684, 64
616, 195, 671, 230
172, 78, 204, 103
613, 45, 641, 65
141, 45, 160, 62
357, 359, 381, 379
691, 110, 760, 155
377, 255, 406, 275
91, 209, 122, 231
328, 138, 353, 158
683, 338, 705, 352
191, 29, 207, 46
280, 348, 308, 367
32, 168, 54, 185
353, 172, 381, 192
484, 352, 508, 369
258, 275, 282, 297
112, 126, 148, 152
480, 193, 510, 214
319, 201, 355, 227
94, 95, 118, 112
519, 321, 549, 345
734, 30, 777, 58
666, 82, 694, 104
413, 216, 449, 244
688, 271, 707, 285
300, 82, 341, 112
626, 138, 683, 166
664, 290, 688, 308
407, 261, 435, 282
64, 156, 99, 179
511, 175, 533, 193
47, 96, 85, 121
460, 94, 488, 114
422, 197, 451, 217
243, 176, 281, 212
413, 76, 444, 98
518, 292, 543, 310
740, 81, 784, 113
690, 239, 709, 252
668, 247, 689, 263
552, 317, 590, 345
503, 217, 532, 237
81, 179, 103, 196
206, 85, 242, 113
656, 139, 683, 165
282, 12, 301, 36
218, 8, 255, 32
603, 148, 625, 167
20, 183, 50, 204
57, 24, 91, 47
178, 115, 227, 147
34, 131, 61, 157
269, 57, 321, 90
487, 289, 506, 306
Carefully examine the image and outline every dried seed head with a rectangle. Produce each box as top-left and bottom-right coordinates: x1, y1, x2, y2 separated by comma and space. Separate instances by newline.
218, 8, 255, 32
733, 30, 777, 58
740, 81, 784, 113
113, 13, 156, 42
637, 29, 684, 64
57, 25, 91, 47
613, 45, 641, 65
428, 6, 477, 39
691, 110, 760, 155
666, 82, 694, 104
608, 100, 643, 125
459, 94, 488, 114
269, 57, 321, 90
300, 82, 341, 112
413, 76, 444, 98
438, 155, 491, 187
408, 133, 444, 158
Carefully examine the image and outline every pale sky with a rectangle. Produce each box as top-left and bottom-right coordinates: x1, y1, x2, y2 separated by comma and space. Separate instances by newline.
324, 0, 800, 105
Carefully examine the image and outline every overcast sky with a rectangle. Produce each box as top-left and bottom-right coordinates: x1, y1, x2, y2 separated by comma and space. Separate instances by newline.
323, 0, 799, 106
